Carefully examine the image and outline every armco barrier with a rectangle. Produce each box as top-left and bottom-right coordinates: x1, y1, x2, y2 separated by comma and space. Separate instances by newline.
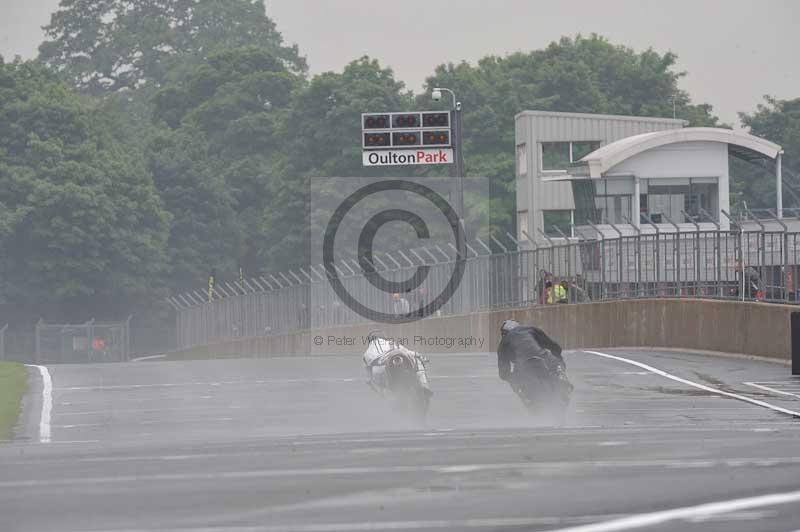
166, 299, 791, 363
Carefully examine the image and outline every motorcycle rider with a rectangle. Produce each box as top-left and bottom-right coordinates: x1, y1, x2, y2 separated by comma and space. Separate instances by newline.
497, 319, 571, 397
363, 330, 432, 397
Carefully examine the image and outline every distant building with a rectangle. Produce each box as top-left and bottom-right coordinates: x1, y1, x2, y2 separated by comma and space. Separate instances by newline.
514, 111, 784, 244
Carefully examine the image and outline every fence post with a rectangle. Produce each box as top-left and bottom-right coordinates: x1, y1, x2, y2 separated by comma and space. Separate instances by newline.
125, 315, 133, 361
35, 319, 43, 364
721, 209, 743, 300
767, 210, 789, 302
86, 318, 95, 363
681, 211, 701, 296
662, 214, 682, 296
699, 208, 721, 297
585, 223, 606, 299
621, 216, 641, 297
792, 312, 800, 376
641, 215, 661, 297
608, 223, 625, 289
0, 324, 7, 361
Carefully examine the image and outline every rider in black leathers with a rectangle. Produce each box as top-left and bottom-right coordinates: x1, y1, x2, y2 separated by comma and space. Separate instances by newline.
497, 320, 570, 397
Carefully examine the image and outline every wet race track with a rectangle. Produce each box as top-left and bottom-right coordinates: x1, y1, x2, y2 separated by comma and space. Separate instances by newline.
3, 349, 800, 532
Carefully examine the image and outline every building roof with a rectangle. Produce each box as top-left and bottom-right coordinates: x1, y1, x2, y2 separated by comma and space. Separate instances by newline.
515, 109, 689, 125
578, 127, 783, 178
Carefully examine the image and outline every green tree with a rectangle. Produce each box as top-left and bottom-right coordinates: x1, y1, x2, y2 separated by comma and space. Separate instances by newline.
146, 127, 240, 290
152, 46, 305, 274
738, 96, 800, 210
262, 57, 415, 271
38, 0, 306, 95
0, 58, 169, 315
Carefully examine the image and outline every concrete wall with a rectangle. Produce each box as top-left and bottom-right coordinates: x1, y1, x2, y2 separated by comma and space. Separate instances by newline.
169, 299, 793, 363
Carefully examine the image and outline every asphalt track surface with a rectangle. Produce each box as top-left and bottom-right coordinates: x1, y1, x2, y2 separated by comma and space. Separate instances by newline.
4, 349, 800, 532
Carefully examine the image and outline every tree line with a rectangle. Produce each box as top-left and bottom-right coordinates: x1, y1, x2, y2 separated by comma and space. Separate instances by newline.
0, 0, 797, 324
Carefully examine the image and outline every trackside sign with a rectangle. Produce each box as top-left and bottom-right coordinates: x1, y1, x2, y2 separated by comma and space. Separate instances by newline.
362, 148, 454, 167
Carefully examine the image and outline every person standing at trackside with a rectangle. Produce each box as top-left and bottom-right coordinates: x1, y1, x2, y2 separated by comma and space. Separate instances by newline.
392, 292, 410, 318
568, 277, 589, 303
548, 278, 567, 304
734, 260, 764, 300
538, 270, 551, 305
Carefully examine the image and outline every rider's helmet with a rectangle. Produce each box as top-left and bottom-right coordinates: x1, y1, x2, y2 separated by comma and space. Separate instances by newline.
366, 330, 385, 344
500, 319, 520, 337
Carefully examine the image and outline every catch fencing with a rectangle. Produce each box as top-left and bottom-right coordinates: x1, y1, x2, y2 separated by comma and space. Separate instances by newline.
34, 318, 132, 364
170, 225, 800, 351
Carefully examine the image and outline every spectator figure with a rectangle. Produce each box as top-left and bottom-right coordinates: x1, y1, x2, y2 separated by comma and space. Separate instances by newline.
416, 287, 428, 317
538, 271, 553, 305
560, 279, 569, 302
332, 299, 343, 325
317, 303, 326, 327
569, 277, 590, 303
734, 260, 764, 300
404, 288, 416, 314
392, 292, 410, 318
546, 277, 567, 304
297, 303, 309, 329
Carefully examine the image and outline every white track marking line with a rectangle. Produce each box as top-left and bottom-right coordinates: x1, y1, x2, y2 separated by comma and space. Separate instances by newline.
130, 354, 166, 362
745, 382, 800, 399
97, 516, 621, 532
583, 351, 800, 418
545, 488, 800, 532
25, 365, 52, 443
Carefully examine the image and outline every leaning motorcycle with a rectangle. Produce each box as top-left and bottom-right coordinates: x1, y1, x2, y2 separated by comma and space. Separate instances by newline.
381, 349, 431, 421
511, 352, 572, 424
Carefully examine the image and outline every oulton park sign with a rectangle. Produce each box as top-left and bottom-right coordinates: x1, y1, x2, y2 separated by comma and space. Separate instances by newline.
361, 111, 454, 167
362, 148, 454, 167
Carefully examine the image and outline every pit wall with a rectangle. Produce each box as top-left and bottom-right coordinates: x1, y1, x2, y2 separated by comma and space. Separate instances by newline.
168, 299, 792, 362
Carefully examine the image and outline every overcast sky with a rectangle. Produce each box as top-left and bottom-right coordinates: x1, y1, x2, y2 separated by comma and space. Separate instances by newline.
2, 0, 797, 127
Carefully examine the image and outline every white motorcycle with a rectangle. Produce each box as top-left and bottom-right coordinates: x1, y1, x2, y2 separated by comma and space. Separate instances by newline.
367, 348, 432, 421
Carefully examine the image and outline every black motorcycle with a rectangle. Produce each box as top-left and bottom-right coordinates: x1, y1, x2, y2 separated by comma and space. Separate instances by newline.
511, 351, 572, 423
383, 350, 431, 421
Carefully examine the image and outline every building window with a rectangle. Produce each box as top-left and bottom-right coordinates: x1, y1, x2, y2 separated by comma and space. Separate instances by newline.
595, 195, 632, 225
572, 178, 633, 225
541, 141, 601, 171
594, 180, 632, 224
517, 210, 529, 241
572, 141, 601, 161
641, 178, 718, 223
542, 210, 572, 238
516, 144, 527, 176
541, 142, 571, 171
572, 181, 601, 225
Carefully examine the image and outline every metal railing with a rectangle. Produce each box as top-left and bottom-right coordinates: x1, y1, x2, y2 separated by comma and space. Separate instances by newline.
170, 225, 800, 351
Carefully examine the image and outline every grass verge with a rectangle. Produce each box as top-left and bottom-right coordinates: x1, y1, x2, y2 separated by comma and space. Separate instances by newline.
0, 362, 27, 440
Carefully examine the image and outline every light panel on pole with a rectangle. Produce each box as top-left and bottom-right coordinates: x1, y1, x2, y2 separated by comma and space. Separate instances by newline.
422, 112, 449, 128
363, 114, 390, 129
423, 130, 450, 146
